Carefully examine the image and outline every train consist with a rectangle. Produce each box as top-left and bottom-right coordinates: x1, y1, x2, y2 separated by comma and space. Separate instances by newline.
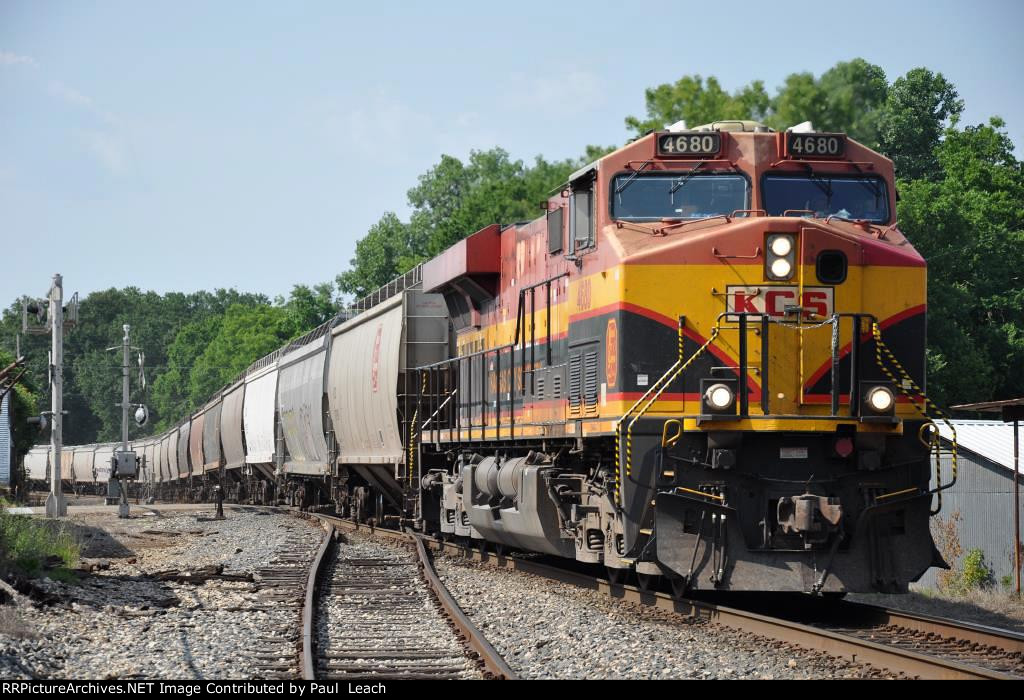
28, 120, 955, 594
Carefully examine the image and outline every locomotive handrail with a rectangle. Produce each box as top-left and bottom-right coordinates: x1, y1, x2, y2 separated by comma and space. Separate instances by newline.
408, 370, 428, 488
410, 272, 567, 444
712, 246, 762, 260
870, 321, 958, 513
711, 311, 959, 512
421, 388, 457, 431
661, 419, 683, 448
654, 214, 731, 235
615, 315, 723, 506
768, 158, 877, 170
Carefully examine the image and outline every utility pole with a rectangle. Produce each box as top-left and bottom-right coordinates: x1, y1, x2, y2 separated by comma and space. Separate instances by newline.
24, 275, 77, 516
108, 324, 146, 519
118, 324, 131, 518
45, 275, 66, 518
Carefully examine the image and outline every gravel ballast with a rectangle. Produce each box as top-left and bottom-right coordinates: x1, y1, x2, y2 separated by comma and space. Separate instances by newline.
0, 506, 322, 680
317, 538, 482, 679
435, 554, 900, 680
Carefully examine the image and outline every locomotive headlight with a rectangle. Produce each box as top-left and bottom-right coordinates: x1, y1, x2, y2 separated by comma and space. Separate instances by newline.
704, 383, 735, 410
700, 378, 739, 418
769, 236, 793, 257
866, 386, 895, 413
765, 234, 796, 281
706, 384, 734, 409
770, 258, 793, 278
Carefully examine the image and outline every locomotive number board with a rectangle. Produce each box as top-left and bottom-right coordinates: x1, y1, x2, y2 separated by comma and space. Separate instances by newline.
656, 131, 721, 157
786, 132, 847, 158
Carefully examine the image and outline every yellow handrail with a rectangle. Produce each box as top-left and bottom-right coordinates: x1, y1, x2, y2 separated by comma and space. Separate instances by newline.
661, 419, 683, 448
407, 370, 429, 488
871, 321, 957, 514
615, 319, 721, 506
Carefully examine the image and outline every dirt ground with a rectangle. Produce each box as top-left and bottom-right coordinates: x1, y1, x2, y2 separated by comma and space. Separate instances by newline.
850, 587, 1024, 632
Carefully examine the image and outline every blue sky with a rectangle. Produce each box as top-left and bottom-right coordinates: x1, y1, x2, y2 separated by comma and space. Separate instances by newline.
2, 0, 1022, 308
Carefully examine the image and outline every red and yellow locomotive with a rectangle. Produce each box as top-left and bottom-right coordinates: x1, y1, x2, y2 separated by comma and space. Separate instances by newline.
416, 120, 946, 594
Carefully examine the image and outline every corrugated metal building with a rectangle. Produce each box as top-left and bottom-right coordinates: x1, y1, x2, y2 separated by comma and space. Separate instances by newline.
0, 393, 10, 486
916, 420, 1023, 588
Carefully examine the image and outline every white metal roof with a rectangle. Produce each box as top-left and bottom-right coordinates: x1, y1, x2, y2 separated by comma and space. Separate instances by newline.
937, 420, 1022, 475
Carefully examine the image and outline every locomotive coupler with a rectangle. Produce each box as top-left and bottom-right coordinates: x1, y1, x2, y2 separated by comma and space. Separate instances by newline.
776, 494, 842, 549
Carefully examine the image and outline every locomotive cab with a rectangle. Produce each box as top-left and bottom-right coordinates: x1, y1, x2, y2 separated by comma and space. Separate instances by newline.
574, 122, 940, 592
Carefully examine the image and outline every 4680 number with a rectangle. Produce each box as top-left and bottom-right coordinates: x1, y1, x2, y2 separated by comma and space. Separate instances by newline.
787, 133, 846, 158
657, 132, 721, 157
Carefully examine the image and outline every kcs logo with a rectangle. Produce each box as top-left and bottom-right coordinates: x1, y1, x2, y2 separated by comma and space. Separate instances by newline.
726, 286, 834, 318
605, 319, 617, 387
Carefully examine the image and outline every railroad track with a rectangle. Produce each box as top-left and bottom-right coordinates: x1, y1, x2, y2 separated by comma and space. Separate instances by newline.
452, 546, 1024, 680
310, 514, 1024, 680
302, 516, 515, 680
250, 519, 328, 679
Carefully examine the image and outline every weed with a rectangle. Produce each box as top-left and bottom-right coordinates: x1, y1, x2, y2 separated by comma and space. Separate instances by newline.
960, 548, 995, 591
0, 503, 80, 578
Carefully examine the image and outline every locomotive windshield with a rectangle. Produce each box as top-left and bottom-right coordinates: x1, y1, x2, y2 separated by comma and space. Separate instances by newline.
611, 173, 748, 221
762, 174, 890, 222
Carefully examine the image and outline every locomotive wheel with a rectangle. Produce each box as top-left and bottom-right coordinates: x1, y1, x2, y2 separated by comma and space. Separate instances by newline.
670, 576, 690, 599
636, 573, 658, 593
606, 566, 625, 585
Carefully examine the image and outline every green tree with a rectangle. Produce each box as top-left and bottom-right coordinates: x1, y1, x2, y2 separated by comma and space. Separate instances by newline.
898, 118, 1024, 406
625, 75, 771, 134
879, 68, 963, 181
339, 149, 585, 298
625, 60, 888, 148
409, 149, 583, 256
766, 59, 888, 147
0, 349, 39, 468
282, 282, 339, 330
581, 144, 619, 163
187, 304, 296, 406
0, 287, 271, 441
337, 212, 425, 298
150, 314, 223, 431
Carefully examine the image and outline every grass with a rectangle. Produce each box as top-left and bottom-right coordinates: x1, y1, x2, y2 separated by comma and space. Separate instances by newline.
0, 502, 80, 579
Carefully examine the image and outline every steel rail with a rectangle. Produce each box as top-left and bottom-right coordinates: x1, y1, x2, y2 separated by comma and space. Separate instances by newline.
428, 542, 1022, 680
413, 536, 517, 680
837, 602, 1024, 656
301, 521, 335, 680
312, 514, 517, 680
310, 514, 1020, 680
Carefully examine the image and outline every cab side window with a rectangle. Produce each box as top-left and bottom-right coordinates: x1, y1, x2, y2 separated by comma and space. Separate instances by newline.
570, 181, 594, 252
547, 206, 564, 254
